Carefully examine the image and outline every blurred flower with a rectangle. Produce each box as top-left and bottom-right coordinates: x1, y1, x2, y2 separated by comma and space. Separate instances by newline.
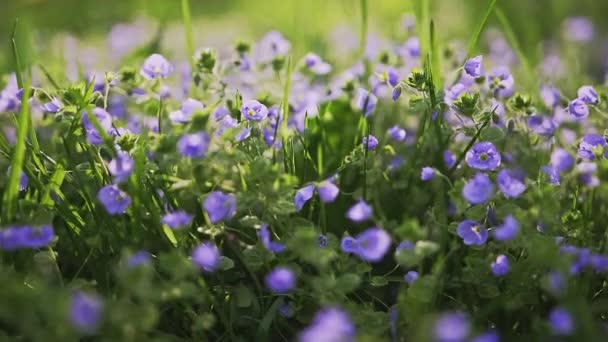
577, 162, 599, 188
444, 83, 468, 106
547, 271, 566, 296
318, 180, 340, 203
177, 132, 210, 158
457, 220, 488, 246
203, 191, 236, 224
352, 227, 392, 262
257, 224, 286, 253
578, 134, 607, 160
346, 200, 373, 222
464, 55, 484, 78
493, 215, 519, 242
488, 66, 514, 98
265, 267, 296, 294
254, 31, 291, 64
107, 151, 134, 184
549, 307, 574, 335
404, 271, 419, 285
0, 225, 55, 250
550, 148, 574, 173
340, 236, 359, 253
241, 99, 269, 121
192, 242, 221, 273
294, 184, 315, 212
387, 125, 407, 142
98, 185, 131, 215
420, 167, 435, 181
43, 97, 63, 113
568, 98, 589, 120
496, 169, 526, 198
462, 173, 494, 205
577, 85, 598, 104
69, 292, 103, 334
540, 85, 560, 108
279, 302, 295, 318
298, 307, 355, 342
127, 250, 152, 268
169, 98, 204, 123
434, 311, 470, 342
140, 53, 173, 80
443, 150, 456, 169
564, 17, 594, 42
82, 108, 113, 145
355, 88, 378, 117
303, 52, 332, 75
362, 135, 378, 150
161, 211, 193, 230
318, 234, 328, 248
235, 128, 251, 142
528, 115, 556, 137
465, 142, 501, 171
491, 254, 510, 276
542, 165, 561, 185
471, 331, 499, 342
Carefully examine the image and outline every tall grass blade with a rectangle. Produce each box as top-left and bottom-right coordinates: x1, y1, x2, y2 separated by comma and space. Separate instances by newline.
495, 6, 536, 88
466, 0, 497, 58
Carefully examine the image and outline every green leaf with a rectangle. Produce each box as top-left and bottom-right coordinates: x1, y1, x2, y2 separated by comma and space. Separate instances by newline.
162, 226, 178, 247
235, 284, 254, 308
219, 256, 235, 271
336, 274, 361, 293
480, 126, 505, 142
370, 276, 389, 287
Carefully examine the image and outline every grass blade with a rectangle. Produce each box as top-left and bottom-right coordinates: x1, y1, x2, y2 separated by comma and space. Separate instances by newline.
430, 19, 441, 89
466, 0, 497, 58
494, 6, 535, 88
181, 0, 195, 67
359, 0, 368, 59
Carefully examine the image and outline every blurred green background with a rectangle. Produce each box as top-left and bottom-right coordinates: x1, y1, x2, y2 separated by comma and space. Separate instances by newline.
2, 0, 608, 73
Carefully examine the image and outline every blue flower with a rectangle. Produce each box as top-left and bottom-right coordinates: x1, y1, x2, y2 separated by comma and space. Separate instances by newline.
471, 331, 499, 342
140, 53, 174, 80
241, 99, 269, 121
462, 173, 494, 205
235, 128, 252, 142
420, 167, 435, 181
547, 271, 566, 296
340, 236, 359, 253
318, 234, 328, 247
549, 307, 574, 335
82, 108, 113, 145
542, 165, 561, 185
169, 98, 204, 123
578, 134, 607, 160
355, 88, 378, 117
577, 85, 598, 104
568, 98, 589, 119
488, 66, 514, 98
444, 83, 468, 105
493, 215, 519, 242
346, 200, 373, 222
69, 292, 103, 334
97, 185, 131, 215
126, 250, 152, 268
257, 224, 286, 253
43, 97, 63, 113
294, 184, 315, 211
465, 142, 501, 171
318, 180, 340, 203
443, 150, 456, 169
392, 86, 402, 101
491, 254, 510, 276
192, 242, 221, 273
496, 169, 526, 198
303, 52, 331, 75
107, 151, 134, 184
434, 312, 470, 342
0, 225, 55, 250
550, 148, 574, 173
540, 85, 560, 108
203, 191, 236, 224
254, 31, 291, 64
353, 227, 392, 262
161, 211, 193, 230
265, 267, 296, 294
387, 125, 407, 142
362, 135, 378, 150
564, 17, 594, 42
464, 55, 484, 78
457, 220, 488, 246
177, 132, 210, 158
527, 115, 556, 137
298, 307, 355, 342
396, 240, 415, 252
404, 271, 419, 285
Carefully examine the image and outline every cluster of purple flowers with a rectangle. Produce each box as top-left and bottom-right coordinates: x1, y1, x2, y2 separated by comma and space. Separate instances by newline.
0, 225, 55, 250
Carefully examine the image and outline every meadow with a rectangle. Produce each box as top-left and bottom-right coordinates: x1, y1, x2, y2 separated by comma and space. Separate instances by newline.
1, 0, 608, 340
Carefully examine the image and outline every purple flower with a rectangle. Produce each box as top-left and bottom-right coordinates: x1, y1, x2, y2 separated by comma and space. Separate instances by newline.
0, 225, 55, 250
177, 132, 210, 158
19, 172, 28, 191
420, 167, 435, 181
528, 115, 556, 137
97, 185, 131, 215
294, 184, 315, 211
569, 98, 589, 119
257, 224, 286, 253
392, 86, 402, 101
444, 83, 468, 105
298, 307, 355, 342
496, 169, 526, 198
434, 312, 470, 342
457, 220, 488, 246
542, 165, 561, 185
404, 271, 419, 285
341, 236, 359, 253
318, 180, 340, 203
303, 52, 331, 75
493, 215, 519, 242
346, 200, 373, 222
577, 162, 599, 188
488, 66, 514, 98
549, 307, 574, 335
353, 227, 392, 262
169, 98, 204, 123
140, 53, 174, 80
444, 150, 456, 169
355, 88, 378, 117
491, 254, 510, 276
203, 191, 236, 224
82, 108, 113, 145
547, 271, 566, 296
591, 254, 608, 273
402, 37, 420, 58
465, 142, 501, 171
318, 234, 328, 247
278, 302, 295, 318
396, 240, 415, 252
387, 125, 407, 142
127, 250, 152, 268
462, 173, 494, 205
362, 135, 378, 150
254, 31, 291, 64
578, 134, 607, 160
540, 85, 560, 108
107, 151, 134, 184
577, 85, 598, 105
265, 267, 296, 294
43, 97, 63, 113
235, 128, 251, 142
564, 17, 594, 42
69, 292, 103, 334
162, 211, 193, 230
241, 99, 269, 121
550, 148, 574, 173
471, 331, 499, 342
192, 242, 221, 273
464, 55, 484, 78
